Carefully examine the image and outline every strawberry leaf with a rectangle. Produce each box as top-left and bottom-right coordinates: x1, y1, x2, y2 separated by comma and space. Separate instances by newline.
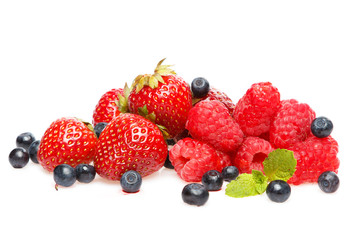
149, 75, 158, 89
153, 73, 165, 84
130, 58, 174, 93
76, 118, 95, 134
137, 105, 156, 123
136, 76, 147, 93
154, 58, 176, 75
117, 83, 130, 113
156, 124, 170, 139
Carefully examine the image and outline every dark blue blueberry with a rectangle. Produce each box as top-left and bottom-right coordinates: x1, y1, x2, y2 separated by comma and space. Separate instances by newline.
266, 180, 291, 203
16, 132, 36, 151
75, 164, 96, 183
318, 171, 340, 193
191, 77, 210, 98
28, 140, 40, 163
166, 138, 176, 146
221, 166, 239, 182
9, 147, 29, 168
94, 122, 108, 138
311, 117, 333, 138
202, 170, 223, 191
182, 183, 209, 206
163, 151, 174, 169
53, 164, 76, 187
120, 170, 142, 193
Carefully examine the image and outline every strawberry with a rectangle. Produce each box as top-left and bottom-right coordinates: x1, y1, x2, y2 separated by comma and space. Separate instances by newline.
37, 117, 98, 172
92, 88, 124, 126
124, 59, 192, 138
94, 113, 168, 181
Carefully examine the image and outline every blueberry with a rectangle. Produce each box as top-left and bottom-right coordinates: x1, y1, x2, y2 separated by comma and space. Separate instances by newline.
182, 183, 209, 206
191, 77, 210, 98
28, 140, 40, 163
318, 171, 340, 193
166, 138, 176, 146
9, 147, 29, 168
120, 170, 142, 193
16, 132, 36, 151
311, 117, 333, 138
266, 180, 291, 203
75, 164, 96, 183
221, 166, 239, 182
53, 164, 76, 187
163, 151, 174, 169
202, 170, 223, 191
94, 122, 108, 138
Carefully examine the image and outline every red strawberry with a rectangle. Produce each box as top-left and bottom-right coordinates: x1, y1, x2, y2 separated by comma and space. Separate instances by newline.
232, 137, 274, 174
270, 99, 316, 148
288, 136, 340, 185
126, 59, 192, 138
195, 87, 236, 115
37, 117, 98, 172
92, 88, 124, 126
94, 113, 167, 181
186, 100, 244, 153
169, 138, 222, 182
233, 82, 280, 137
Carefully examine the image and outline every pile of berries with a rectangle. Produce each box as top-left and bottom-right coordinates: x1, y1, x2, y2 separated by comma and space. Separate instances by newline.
8, 59, 340, 205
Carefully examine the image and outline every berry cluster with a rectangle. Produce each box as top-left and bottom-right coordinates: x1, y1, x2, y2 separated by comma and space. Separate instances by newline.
175, 77, 339, 204
9, 132, 38, 168
9, 59, 340, 205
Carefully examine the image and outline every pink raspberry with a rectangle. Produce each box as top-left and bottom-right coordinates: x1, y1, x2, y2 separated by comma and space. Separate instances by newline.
270, 99, 316, 148
198, 87, 236, 115
288, 136, 340, 185
232, 137, 274, 174
216, 150, 232, 170
169, 138, 222, 182
186, 100, 244, 153
233, 82, 280, 137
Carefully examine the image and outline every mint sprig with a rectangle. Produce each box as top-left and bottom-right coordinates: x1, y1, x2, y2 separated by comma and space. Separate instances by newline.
225, 149, 297, 198
263, 149, 297, 182
225, 170, 268, 198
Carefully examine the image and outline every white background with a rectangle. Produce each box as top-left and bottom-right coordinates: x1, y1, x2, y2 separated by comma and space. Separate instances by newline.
1, 1, 359, 239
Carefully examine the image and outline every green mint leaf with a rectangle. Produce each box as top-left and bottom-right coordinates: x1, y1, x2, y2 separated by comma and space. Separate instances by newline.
263, 149, 297, 182
225, 174, 257, 198
225, 170, 268, 198
252, 170, 268, 194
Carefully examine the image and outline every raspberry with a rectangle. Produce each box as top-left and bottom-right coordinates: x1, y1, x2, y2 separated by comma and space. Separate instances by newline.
200, 87, 236, 115
232, 137, 274, 174
169, 138, 222, 182
233, 82, 280, 137
186, 100, 244, 153
287, 136, 339, 185
270, 99, 316, 148
216, 150, 232, 170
